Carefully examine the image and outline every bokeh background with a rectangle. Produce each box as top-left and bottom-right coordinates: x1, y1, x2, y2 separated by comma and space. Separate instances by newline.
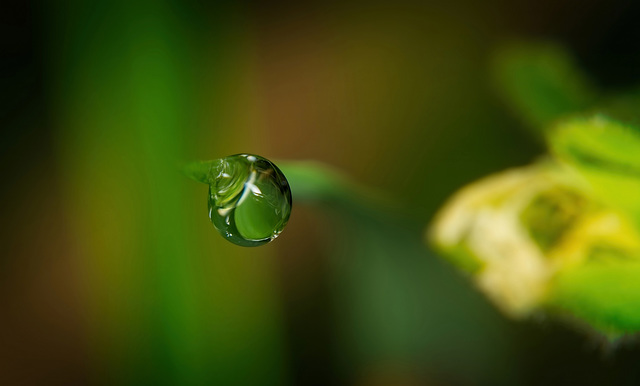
3, 0, 640, 385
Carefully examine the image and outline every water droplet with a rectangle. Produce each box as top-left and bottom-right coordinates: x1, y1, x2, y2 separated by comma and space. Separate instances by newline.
207, 154, 292, 247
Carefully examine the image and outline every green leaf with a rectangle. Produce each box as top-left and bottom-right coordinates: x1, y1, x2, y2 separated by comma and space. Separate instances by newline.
547, 116, 640, 227
492, 42, 596, 132
549, 262, 640, 336
182, 160, 216, 184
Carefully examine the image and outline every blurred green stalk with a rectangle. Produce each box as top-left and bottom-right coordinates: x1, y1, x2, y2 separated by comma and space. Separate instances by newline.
50, 1, 286, 384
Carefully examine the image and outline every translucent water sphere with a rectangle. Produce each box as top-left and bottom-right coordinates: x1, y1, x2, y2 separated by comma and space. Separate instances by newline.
207, 154, 292, 247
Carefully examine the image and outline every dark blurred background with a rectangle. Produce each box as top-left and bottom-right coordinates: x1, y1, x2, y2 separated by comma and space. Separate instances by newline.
2, 0, 640, 385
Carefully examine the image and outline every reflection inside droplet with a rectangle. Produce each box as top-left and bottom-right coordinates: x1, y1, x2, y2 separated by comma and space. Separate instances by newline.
207, 154, 292, 247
